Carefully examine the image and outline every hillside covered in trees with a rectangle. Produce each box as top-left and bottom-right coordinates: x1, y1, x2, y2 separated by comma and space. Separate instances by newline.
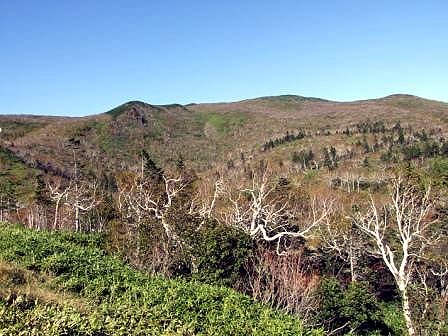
1, 94, 448, 335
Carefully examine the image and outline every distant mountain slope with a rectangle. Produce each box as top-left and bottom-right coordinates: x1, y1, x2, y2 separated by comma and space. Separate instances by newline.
191, 94, 448, 125
1, 94, 448, 183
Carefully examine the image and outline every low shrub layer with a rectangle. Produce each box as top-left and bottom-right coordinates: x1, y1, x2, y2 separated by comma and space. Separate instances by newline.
0, 223, 321, 335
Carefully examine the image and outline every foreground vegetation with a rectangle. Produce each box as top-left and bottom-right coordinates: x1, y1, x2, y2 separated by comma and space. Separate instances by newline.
0, 222, 320, 335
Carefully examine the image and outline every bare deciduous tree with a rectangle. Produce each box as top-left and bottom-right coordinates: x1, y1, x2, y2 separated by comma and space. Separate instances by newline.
69, 179, 99, 232
48, 152, 100, 231
352, 177, 439, 336
224, 169, 333, 254
188, 177, 224, 228
48, 178, 99, 231
320, 215, 365, 282
118, 172, 188, 246
48, 178, 68, 229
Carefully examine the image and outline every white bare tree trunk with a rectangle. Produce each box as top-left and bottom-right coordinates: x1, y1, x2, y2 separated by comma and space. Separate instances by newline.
75, 205, 80, 232
349, 246, 357, 282
353, 176, 438, 336
401, 288, 416, 336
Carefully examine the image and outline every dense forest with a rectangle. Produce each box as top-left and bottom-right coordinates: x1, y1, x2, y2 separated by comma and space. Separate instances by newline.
1, 95, 448, 335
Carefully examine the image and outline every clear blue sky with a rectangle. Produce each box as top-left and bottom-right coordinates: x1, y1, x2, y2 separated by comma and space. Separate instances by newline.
1, 1, 447, 116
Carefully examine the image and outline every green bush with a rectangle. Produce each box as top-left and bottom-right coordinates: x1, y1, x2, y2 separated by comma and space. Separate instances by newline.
0, 222, 319, 335
380, 303, 405, 335
430, 158, 448, 186
189, 220, 253, 285
316, 278, 394, 335
317, 277, 344, 327
341, 282, 384, 333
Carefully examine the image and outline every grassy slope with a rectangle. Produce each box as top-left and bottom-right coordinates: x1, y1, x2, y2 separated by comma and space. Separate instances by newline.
0, 222, 321, 336
0, 147, 39, 203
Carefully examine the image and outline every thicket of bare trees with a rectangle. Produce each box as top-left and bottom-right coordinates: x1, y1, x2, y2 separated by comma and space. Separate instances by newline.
239, 247, 320, 324
47, 152, 100, 232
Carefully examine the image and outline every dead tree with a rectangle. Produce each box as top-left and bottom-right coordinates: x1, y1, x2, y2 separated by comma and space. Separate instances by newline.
225, 169, 333, 254
70, 180, 99, 232
430, 262, 448, 334
118, 172, 188, 246
352, 177, 438, 336
48, 178, 99, 231
48, 152, 99, 231
189, 177, 224, 226
48, 179, 69, 229
320, 216, 365, 282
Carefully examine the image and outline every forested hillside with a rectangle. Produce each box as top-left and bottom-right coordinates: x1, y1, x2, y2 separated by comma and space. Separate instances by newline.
1, 94, 448, 335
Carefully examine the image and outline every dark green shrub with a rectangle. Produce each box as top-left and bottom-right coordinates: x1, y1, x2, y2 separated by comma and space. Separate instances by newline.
316, 277, 344, 328
317, 278, 394, 335
342, 282, 385, 334
189, 219, 253, 285
402, 144, 422, 160
381, 303, 405, 335
430, 158, 448, 186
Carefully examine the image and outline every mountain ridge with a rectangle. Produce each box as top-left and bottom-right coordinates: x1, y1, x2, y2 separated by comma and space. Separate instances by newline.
2, 93, 447, 119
